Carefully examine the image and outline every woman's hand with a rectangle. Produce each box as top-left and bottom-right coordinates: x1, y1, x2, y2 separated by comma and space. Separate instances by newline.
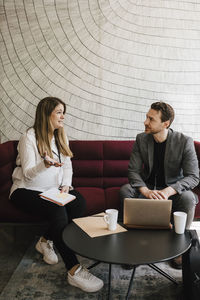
43, 152, 63, 168
59, 185, 69, 193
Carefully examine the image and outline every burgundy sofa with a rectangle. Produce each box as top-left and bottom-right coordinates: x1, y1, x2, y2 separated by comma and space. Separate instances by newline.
1, 140, 200, 223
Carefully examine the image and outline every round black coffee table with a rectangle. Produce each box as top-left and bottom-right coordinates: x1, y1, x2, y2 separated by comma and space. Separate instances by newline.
63, 222, 191, 299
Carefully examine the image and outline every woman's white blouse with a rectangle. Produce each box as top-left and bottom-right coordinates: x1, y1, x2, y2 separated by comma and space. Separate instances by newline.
10, 128, 73, 196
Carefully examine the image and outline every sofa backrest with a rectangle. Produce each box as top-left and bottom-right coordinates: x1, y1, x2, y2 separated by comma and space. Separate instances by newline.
0, 140, 134, 195
1, 139, 200, 221
0, 140, 18, 196
70, 141, 134, 188
1, 139, 200, 194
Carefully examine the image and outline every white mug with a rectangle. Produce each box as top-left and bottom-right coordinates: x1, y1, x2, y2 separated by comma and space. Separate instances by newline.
173, 211, 187, 234
103, 209, 118, 231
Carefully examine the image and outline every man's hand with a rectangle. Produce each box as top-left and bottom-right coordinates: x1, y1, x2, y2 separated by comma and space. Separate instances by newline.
139, 186, 176, 200
160, 186, 177, 198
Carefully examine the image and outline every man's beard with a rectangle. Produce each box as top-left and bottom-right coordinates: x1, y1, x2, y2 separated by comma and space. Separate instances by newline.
145, 126, 161, 135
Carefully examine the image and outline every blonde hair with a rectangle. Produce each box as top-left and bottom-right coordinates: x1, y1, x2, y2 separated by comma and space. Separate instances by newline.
33, 97, 73, 158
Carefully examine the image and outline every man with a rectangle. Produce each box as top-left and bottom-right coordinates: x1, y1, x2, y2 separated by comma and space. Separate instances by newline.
120, 101, 199, 268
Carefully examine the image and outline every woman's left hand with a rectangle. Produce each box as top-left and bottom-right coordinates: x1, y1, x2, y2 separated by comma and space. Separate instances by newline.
60, 185, 69, 193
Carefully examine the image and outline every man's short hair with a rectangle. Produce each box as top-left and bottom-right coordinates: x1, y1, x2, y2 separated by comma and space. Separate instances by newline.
151, 101, 175, 127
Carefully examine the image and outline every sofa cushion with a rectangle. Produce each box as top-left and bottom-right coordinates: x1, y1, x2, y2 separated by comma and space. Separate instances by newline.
103, 141, 134, 160
0, 141, 18, 195
103, 141, 133, 188
0, 192, 43, 223
103, 161, 129, 188
75, 187, 106, 216
70, 140, 134, 189
70, 141, 104, 188
1, 139, 200, 223
72, 161, 103, 187
105, 187, 121, 210
70, 141, 103, 160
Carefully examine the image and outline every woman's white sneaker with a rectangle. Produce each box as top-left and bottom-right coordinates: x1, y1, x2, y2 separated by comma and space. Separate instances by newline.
35, 237, 58, 265
67, 265, 104, 292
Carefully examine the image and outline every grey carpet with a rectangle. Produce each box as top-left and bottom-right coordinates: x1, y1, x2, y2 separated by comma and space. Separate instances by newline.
0, 241, 183, 300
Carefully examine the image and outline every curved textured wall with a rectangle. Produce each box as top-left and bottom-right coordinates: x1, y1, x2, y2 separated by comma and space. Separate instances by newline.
1, 0, 200, 142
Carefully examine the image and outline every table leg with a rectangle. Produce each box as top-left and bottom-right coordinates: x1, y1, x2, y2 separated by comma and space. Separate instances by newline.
87, 261, 101, 269
107, 263, 112, 300
125, 266, 136, 300
148, 264, 178, 285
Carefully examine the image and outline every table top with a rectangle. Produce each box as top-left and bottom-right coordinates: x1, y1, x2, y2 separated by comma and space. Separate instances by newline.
62, 222, 191, 265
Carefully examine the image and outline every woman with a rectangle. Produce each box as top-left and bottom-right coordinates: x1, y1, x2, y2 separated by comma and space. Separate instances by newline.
10, 97, 103, 293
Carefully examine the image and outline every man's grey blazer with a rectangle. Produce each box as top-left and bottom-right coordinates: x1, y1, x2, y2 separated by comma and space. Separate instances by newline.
128, 129, 199, 194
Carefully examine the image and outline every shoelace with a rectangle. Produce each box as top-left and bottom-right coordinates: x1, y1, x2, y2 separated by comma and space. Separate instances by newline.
76, 266, 93, 280
46, 240, 54, 251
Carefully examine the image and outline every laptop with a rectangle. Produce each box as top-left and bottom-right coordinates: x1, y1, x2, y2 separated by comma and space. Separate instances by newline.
123, 198, 172, 229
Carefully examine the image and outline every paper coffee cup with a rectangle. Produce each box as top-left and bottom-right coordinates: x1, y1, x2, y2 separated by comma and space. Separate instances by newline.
173, 211, 187, 234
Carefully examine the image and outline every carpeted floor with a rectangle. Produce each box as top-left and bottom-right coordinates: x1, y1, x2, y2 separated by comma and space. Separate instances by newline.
0, 239, 183, 300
